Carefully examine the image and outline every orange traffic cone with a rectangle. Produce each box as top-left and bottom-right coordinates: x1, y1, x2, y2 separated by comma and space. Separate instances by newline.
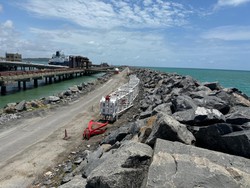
63, 129, 70, 140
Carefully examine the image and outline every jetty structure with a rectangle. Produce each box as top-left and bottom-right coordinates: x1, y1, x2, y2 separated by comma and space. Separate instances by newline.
100, 74, 140, 121
0, 53, 118, 95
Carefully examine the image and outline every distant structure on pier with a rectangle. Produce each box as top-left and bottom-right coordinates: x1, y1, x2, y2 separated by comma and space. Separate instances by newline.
69, 55, 92, 69
100, 62, 109, 67
5, 53, 22, 62
48, 51, 92, 69
0, 53, 22, 71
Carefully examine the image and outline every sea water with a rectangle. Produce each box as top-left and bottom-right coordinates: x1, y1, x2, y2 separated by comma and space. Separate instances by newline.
0, 73, 104, 108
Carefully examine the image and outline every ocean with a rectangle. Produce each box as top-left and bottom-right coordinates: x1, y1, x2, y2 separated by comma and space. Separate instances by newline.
0, 65, 249, 108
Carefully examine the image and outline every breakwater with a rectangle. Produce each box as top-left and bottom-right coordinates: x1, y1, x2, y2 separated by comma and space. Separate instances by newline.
35, 68, 250, 187
150, 67, 250, 96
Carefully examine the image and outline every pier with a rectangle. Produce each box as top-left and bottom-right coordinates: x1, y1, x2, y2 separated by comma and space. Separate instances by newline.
0, 60, 118, 95
0, 60, 67, 71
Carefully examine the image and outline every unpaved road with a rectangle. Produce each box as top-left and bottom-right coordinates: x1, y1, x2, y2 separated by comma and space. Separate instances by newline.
0, 69, 128, 188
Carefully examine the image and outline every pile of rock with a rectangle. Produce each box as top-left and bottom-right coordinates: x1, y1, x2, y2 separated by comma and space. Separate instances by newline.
52, 68, 250, 188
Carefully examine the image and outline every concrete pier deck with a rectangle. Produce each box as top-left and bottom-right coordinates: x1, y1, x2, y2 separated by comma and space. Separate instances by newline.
0, 68, 86, 95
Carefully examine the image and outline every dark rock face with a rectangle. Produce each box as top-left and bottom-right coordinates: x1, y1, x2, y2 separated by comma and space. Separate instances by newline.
173, 106, 225, 126
171, 95, 197, 112
226, 106, 250, 125
194, 107, 225, 124
145, 113, 195, 147
146, 139, 250, 188
139, 110, 152, 119
193, 95, 230, 115
194, 123, 234, 150
203, 81, 222, 91
152, 103, 172, 115
82, 146, 107, 178
221, 130, 250, 158
87, 141, 153, 188
101, 122, 140, 145
59, 175, 87, 188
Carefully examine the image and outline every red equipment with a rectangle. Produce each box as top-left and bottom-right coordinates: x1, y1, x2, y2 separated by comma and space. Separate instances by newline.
83, 120, 109, 140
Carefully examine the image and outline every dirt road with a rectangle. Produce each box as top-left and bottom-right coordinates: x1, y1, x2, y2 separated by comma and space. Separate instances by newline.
0, 69, 128, 188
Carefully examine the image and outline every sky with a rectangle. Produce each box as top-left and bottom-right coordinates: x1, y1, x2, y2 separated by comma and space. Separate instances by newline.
0, 0, 250, 70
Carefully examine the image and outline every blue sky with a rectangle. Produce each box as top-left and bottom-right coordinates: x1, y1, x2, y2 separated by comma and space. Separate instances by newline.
0, 0, 250, 70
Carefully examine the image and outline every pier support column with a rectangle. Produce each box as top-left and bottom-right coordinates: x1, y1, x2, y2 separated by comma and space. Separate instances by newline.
45, 77, 48, 84
23, 81, 27, 90
18, 81, 21, 90
1, 85, 6, 95
34, 79, 38, 87
49, 77, 52, 84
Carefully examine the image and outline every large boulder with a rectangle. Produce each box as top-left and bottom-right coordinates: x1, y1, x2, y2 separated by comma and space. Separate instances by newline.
139, 99, 150, 111
146, 139, 250, 188
138, 116, 157, 143
15, 100, 26, 111
69, 85, 79, 93
145, 113, 195, 147
58, 175, 87, 188
172, 109, 196, 124
87, 141, 153, 188
193, 95, 230, 114
82, 146, 109, 178
215, 90, 237, 106
46, 96, 60, 103
155, 85, 171, 96
174, 75, 200, 93
226, 106, 250, 124
171, 95, 197, 113
194, 107, 225, 124
193, 123, 235, 151
188, 89, 211, 99
232, 92, 250, 107
152, 103, 172, 115
101, 122, 140, 145
173, 107, 225, 126
4, 103, 16, 113
220, 130, 250, 158
203, 81, 222, 90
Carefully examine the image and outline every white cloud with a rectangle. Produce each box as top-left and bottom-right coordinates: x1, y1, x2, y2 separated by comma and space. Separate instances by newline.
0, 20, 14, 38
0, 20, 29, 55
202, 26, 250, 41
27, 27, 173, 65
3, 20, 13, 29
215, 0, 250, 8
19, 0, 193, 29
